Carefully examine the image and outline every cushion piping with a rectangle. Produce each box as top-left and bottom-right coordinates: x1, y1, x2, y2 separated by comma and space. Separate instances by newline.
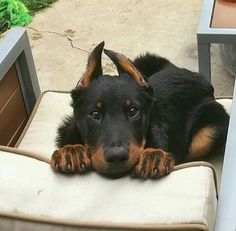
0, 146, 216, 231
5, 89, 220, 197
0, 145, 218, 196
14, 90, 233, 148
0, 210, 208, 231
14, 90, 70, 148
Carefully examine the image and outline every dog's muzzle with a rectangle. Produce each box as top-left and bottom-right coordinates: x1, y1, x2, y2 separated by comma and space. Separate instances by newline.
90, 144, 141, 178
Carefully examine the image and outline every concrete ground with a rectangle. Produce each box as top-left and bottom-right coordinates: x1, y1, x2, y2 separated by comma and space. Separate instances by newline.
18, 0, 236, 95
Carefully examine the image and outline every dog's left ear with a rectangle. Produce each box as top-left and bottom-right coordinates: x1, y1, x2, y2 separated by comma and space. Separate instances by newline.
104, 49, 147, 87
77, 41, 105, 88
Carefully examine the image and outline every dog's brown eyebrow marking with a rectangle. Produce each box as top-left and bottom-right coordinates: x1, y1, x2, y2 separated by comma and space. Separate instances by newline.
126, 99, 132, 106
96, 101, 102, 109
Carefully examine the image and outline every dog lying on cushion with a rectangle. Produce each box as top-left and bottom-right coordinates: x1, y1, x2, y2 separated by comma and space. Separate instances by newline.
51, 42, 229, 179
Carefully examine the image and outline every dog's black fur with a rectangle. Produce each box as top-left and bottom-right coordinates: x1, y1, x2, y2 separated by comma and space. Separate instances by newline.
134, 53, 229, 162
51, 43, 229, 179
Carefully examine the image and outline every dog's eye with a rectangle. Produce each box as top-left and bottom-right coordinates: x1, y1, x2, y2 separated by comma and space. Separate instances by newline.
128, 106, 139, 117
89, 110, 100, 120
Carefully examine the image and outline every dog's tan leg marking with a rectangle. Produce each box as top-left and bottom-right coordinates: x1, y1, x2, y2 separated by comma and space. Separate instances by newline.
51, 144, 91, 174
132, 148, 175, 179
187, 126, 215, 161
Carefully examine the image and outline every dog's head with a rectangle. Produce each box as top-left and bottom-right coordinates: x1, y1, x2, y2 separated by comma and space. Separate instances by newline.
71, 42, 153, 177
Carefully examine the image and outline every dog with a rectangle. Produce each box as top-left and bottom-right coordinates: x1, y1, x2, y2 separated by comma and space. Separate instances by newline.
51, 41, 229, 179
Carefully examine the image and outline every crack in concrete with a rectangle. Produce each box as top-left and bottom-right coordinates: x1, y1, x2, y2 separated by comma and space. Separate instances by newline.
26, 26, 110, 60
27, 26, 89, 53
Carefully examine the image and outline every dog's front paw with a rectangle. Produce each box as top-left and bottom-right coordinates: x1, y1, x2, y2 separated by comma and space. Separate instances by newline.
132, 148, 175, 179
51, 144, 91, 174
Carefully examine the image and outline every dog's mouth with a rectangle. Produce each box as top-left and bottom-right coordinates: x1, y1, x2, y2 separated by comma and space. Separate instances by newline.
100, 168, 133, 179
97, 162, 137, 178
91, 155, 138, 178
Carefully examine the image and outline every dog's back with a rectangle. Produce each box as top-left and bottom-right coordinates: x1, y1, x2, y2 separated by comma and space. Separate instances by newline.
133, 53, 172, 78
134, 53, 229, 163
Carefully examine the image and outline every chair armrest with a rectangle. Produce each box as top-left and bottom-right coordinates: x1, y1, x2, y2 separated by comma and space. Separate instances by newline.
0, 28, 40, 147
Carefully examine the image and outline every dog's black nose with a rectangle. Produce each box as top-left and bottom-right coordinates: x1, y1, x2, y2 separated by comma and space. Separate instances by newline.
105, 147, 129, 164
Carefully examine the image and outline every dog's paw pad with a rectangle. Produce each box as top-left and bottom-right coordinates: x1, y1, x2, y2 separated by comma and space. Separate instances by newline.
51, 145, 91, 174
132, 148, 175, 179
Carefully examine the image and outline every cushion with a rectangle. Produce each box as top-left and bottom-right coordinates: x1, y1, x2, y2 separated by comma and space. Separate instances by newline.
216, 97, 232, 114
0, 91, 232, 231
16, 92, 232, 158
0, 148, 217, 231
17, 91, 72, 156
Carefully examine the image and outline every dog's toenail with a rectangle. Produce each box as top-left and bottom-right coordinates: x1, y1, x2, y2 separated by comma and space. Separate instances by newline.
55, 163, 59, 170
67, 163, 72, 170
80, 163, 85, 171
153, 168, 158, 175
166, 165, 170, 173
141, 170, 145, 177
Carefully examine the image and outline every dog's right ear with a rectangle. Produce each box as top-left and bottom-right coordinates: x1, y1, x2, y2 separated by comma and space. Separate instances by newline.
77, 41, 105, 88
104, 49, 147, 87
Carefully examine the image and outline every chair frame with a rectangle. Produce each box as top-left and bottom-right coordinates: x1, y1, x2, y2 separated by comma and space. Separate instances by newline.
197, 0, 236, 81
197, 0, 236, 229
0, 28, 40, 115
1, 25, 236, 230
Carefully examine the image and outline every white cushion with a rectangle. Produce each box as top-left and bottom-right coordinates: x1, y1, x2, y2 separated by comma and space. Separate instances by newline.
0, 149, 217, 231
0, 91, 231, 231
17, 91, 73, 156
216, 97, 232, 115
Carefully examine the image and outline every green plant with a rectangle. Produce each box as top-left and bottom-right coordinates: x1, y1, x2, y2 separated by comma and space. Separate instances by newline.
0, 0, 32, 33
0, 0, 57, 34
21, 0, 57, 15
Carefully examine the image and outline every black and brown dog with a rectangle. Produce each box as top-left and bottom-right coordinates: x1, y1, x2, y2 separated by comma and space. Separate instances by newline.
51, 42, 229, 179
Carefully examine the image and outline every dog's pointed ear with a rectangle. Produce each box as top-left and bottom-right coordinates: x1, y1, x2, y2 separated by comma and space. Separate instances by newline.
104, 49, 147, 87
77, 41, 105, 88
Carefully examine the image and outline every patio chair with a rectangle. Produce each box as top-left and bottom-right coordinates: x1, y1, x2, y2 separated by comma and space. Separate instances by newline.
0, 28, 232, 231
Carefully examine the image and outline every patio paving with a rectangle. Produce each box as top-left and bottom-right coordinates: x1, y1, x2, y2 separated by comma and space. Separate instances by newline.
8, 0, 236, 95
